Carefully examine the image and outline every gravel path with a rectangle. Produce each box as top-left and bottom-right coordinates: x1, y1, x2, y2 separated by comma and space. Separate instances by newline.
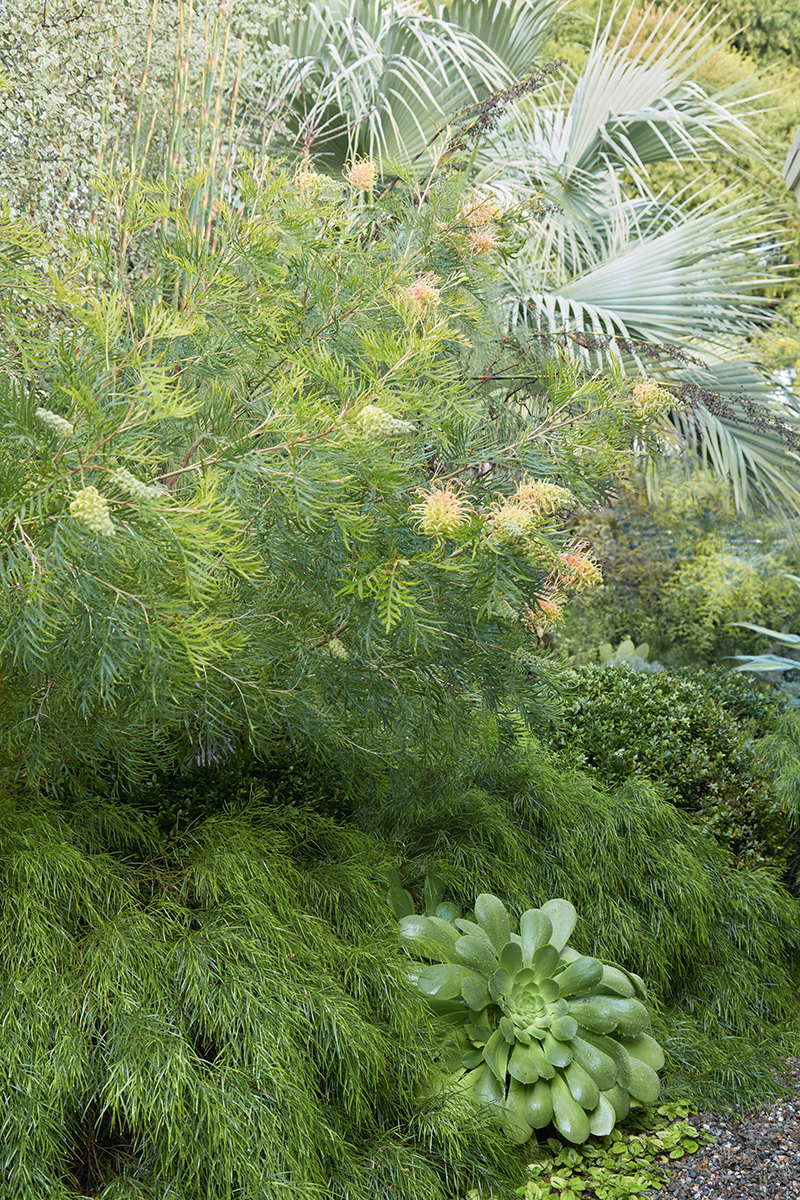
646, 1059, 800, 1200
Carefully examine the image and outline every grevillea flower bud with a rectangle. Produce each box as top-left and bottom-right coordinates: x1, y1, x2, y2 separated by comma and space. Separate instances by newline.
69, 486, 115, 536
488, 503, 533, 541
412, 488, 469, 537
346, 158, 378, 191
631, 378, 672, 421
467, 227, 496, 256
35, 407, 74, 438
459, 195, 501, 229
328, 638, 349, 660
515, 478, 573, 515
399, 272, 441, 321
110, 467, 163, 501
558, 551, 602, 593
294, 158, 320, 194
356, 404, 415, 437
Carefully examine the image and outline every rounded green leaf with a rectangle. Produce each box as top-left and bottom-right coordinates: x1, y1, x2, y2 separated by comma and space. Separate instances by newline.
388, 886, 415, 918
564, 1058, 600, 1111
461, 974, 491, 1012
555, 956, 603, 998
627, 1056, 661, 1104
532, 943, 561, 982
500, 940, 524, 977
550, 1014, 579, 1042
550, 1070, 590, 1144
508, 1039, 555, 1084
398, 914, 459, 961
520, 909, 553, 965
568, 998, 619, 1034
540, 898, 578, 951
483, 1027, 511, 1084
587, 1091, 617, 1137
474, 893, 512, 953
454, 934, 499, 975
525, 1077, 555, 1129
504, 1077, 535, 1144
543, 1030, 573, 1067
623, 1032, 665, 1072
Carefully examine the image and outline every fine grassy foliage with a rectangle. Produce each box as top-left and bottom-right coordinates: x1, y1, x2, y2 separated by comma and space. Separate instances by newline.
4, 732, 800, 1195
0, 792, 521, 1200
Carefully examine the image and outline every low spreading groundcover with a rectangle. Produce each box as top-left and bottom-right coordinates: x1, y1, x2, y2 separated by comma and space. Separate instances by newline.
2, 736, 800, 1199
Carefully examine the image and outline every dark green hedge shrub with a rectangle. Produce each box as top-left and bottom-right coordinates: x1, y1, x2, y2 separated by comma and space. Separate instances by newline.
540, 665, 794, 874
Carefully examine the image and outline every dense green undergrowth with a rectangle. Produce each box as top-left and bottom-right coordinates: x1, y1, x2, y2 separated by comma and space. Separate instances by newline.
4, 732, 799, 1198
540, 665, 800, 878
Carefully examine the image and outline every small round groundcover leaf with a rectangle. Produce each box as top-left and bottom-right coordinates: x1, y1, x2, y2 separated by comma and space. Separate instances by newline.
393, 885, 665, 1145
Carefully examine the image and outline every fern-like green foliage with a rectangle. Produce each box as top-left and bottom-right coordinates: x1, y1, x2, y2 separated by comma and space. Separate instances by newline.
0, 794, 520, 1200
0, 170, 656, 791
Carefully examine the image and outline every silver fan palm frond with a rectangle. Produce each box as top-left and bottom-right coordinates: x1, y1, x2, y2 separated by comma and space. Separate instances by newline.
250, 0, 568, 171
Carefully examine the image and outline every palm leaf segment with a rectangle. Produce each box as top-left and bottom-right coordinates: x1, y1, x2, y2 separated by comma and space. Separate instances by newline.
483, 3, 799, 509
252, 0, 565, 171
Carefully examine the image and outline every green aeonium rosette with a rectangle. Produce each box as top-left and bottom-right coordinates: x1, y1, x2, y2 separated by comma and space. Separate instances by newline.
389, 883, 664, 1145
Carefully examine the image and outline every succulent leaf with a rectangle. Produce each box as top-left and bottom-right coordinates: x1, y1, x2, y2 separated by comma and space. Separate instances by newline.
627, 1056, 662, 1103
394, 887, 662, 1145
599, 997, 651, 1036
424, 873, 446, 915
550, 1014, 579, 1042
500, 941, 524, 976
454, 934, 500, 975
602, 1083, 631, 1122
398, 914, 459, 961
543, 1030, 573, 1067
550, 1070, 591, 1144
461, 974, 492, 1012
508, 1039, 555, 1084
474, 893, 512, 952
483, 1027, 511, 1084
532, 943, 561, 982
540, 898, 578, 951
504, 1078, 535, 1144
564, 1059, 600, 1110
520, 908, 553, 964
568, 998, 620, 1034
598, 964, 637, 997
623, 1032, 666, 1072
499, 1016, 517, 1044
587, 1091, 617, 1137
555, 955, 603, 997
570, 1035, 618, 1091
525, 1077, 555, 1129
387, 886, 415, 918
